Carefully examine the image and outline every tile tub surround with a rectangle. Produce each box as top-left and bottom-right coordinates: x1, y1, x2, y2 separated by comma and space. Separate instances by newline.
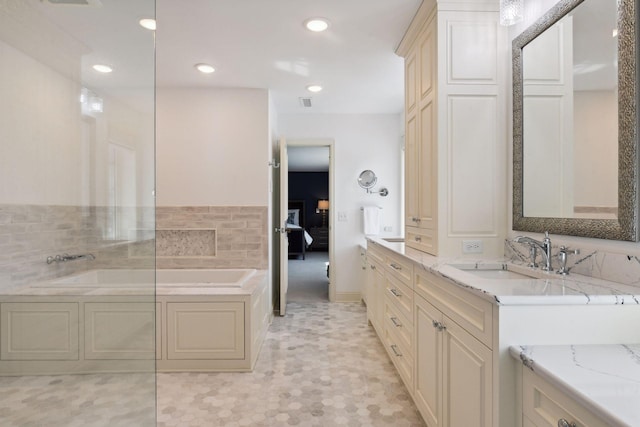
0, 204, 154, 291
156, 206, 268, 269
510, 344, 640, 427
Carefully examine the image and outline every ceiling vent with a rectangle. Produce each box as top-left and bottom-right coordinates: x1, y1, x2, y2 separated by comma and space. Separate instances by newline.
44, 0, 103, 6
299, 97, 312, 108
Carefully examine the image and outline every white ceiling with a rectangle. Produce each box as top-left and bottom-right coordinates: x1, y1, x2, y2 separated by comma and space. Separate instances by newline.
29, 0, 421, 115
156, 0, 422, 114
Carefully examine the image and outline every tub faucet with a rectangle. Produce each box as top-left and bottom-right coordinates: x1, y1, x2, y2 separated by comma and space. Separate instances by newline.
46, 253, 95, 264
514, 231, 553, 271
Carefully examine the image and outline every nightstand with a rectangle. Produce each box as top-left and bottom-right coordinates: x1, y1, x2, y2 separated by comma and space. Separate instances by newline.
309, 227, 329, 251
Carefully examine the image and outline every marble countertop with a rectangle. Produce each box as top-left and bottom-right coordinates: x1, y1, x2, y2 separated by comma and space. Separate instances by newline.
366, 237, 640, 306
510, 344, 640, 427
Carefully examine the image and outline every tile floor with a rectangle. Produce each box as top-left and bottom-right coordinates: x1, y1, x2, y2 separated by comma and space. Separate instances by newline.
0, 302, 425, 426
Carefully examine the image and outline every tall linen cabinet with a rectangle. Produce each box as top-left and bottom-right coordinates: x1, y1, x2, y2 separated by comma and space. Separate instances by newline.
398, 0, 507, 257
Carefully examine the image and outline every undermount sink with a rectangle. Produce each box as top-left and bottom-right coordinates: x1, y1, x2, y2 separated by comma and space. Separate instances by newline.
382, 237, 405, 243
448, 263, 539, 280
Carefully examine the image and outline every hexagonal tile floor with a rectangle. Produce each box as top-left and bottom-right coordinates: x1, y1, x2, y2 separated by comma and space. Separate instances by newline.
0, 302, 425, 426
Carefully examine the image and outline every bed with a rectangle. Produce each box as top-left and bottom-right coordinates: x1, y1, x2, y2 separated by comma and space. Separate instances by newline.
286, 200, 313, 259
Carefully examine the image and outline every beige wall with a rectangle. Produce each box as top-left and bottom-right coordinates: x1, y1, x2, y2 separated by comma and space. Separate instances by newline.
156, 88, 270, 206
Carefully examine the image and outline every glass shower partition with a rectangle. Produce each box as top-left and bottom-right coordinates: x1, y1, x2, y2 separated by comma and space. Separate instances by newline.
0, 1, 156, 425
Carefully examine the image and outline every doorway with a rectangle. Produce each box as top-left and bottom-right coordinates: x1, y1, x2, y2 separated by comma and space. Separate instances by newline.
277, 139, 335, 314
287, 146, 330, 302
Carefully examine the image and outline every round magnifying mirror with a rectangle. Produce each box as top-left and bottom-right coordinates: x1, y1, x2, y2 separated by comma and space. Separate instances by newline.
358, 170, 377, 189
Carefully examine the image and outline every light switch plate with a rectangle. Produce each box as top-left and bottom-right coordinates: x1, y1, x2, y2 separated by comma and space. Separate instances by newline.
338, 211, 347, 222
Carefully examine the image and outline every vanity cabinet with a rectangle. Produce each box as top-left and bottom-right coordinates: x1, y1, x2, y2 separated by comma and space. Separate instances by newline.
365, 244, 385, 332
521, 368, 609, 427
398, 1, 506, 257
414, 271, 493, 427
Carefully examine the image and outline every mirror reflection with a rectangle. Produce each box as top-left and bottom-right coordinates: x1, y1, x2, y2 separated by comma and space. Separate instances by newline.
522, 0, 618, 219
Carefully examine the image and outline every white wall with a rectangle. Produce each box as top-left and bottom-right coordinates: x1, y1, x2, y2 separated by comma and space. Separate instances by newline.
279, 113, 403, 296
508, 0, 640, 255
156, 88, 270, 206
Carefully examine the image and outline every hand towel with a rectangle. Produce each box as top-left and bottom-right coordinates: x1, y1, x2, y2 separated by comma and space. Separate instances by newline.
363, 207, 381, 235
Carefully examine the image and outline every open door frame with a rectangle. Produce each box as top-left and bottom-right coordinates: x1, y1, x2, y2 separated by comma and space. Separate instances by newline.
274, 138, 337, 316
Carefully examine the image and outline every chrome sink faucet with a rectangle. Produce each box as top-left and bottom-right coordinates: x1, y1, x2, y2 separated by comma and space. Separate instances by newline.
514, 231, 553, 271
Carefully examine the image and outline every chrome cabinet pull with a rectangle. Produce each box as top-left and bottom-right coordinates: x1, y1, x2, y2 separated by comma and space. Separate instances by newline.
390, 263, 402, 270
415, 236, 422, 242
370, 265, 376, 270
390, 344, 402, 357
390, 317, 402, 327
557, 419, 576, 427
389, 288, 401, 297
432, 320, 446, 331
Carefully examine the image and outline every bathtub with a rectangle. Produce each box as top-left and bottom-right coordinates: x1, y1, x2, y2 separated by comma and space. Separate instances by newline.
2, 268, 270, 375
40, 268, 256, 289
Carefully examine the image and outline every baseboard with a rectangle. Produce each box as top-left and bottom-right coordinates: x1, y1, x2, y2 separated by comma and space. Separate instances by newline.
335, 292, 362, 303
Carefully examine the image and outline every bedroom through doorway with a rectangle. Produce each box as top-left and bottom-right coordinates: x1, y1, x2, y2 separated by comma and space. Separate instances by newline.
286, 144, 331, 303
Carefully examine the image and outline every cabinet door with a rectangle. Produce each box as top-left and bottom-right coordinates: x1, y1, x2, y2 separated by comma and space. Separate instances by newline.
167, 302, 244, 360
414, 294, 443, 427
442, 317, 493, 427
1, 302, 79, 361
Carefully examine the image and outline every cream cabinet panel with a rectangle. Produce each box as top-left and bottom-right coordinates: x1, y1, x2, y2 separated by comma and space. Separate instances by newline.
522, 369, 609, 427
448, 95, 498, 235
442, 318, 493, 427
383, 319, 414, 391
385, 273, 413, 325
84, 303, 156, 360
167, 302, 244, 360
415, 269, 493, 348
417, 96, 437, 231
414, 294, 443, 427
384, 298, 413, 355
419, 24, 435, 100
447, 21, 498, 84
1, 302, 79, 361
406, 50, 417, 114
405, 225, 436, 254
405, 112, 418, 228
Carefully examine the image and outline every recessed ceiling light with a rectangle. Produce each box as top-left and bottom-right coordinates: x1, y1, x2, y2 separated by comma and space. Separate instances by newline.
92, 64, 113, 73
306, 84, 323, 93
304, 18, 330, 32
195, 63, 216, 74
139, 18, 156, 31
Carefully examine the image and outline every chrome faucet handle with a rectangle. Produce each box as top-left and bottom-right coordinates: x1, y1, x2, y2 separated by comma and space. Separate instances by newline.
556, 246, 580, 275
527, 245, 538, 268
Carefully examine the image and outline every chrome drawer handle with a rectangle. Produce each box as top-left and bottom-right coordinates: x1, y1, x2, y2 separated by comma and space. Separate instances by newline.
390, 344, 402, 357
432, 320, 446, 331
390, 288, 401, 297
390, 316, 402, 327
390, 263, 402, 270
557, 420, 576, 427
415, 236, 422, 242
370, 265, 376, 270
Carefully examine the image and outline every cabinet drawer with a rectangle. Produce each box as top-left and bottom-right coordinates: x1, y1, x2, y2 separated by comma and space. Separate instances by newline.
367, 244, 385, 266
384, 299, 413, 353
406, 226, 436, 255
383, 325, 414, 391
523, 369, 609, 427
414, 269, 493, 348
385, 273, 413, 325
384, 252, 413, 286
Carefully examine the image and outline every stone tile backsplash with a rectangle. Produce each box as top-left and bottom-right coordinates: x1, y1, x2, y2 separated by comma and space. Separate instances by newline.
506, 239, 640, 287
155, 206, 268, 269
0, 204, 154, 291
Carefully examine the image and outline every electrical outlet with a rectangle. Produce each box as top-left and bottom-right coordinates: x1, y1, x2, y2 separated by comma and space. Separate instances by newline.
462, 240, 483, 254
383, 226, 392, 232
338, 211, 348, 222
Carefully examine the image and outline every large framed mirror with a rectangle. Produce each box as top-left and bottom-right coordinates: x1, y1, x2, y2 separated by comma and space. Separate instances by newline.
513, 0, 639, 241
